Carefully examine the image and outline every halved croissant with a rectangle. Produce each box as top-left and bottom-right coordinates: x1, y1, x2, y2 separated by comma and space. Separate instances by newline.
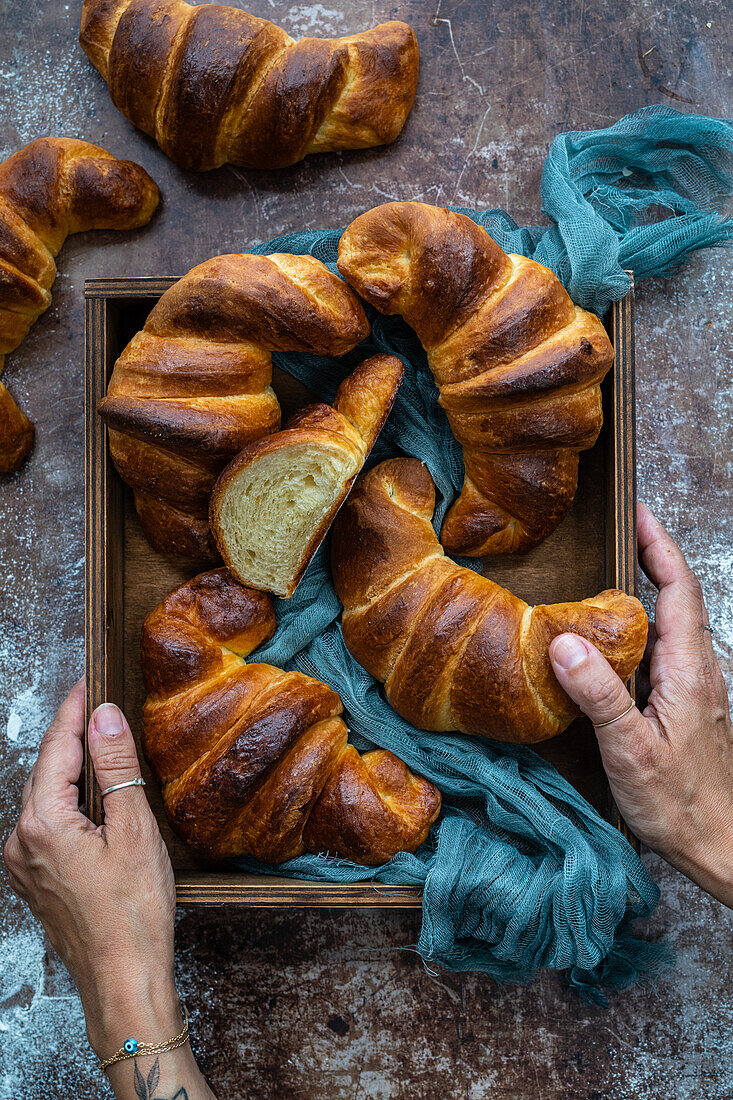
338, 201, 615, 557
99, 253, 369, 559
80, 0, 419, 172
0, 137, 159, 472
141, 568, 441, 862
331, 458, 647, 744
210, 354, 405, 597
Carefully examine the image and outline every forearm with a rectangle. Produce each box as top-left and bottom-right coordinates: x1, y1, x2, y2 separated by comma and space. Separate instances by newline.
667, 803, 733, 909
83, 971, 216, 1099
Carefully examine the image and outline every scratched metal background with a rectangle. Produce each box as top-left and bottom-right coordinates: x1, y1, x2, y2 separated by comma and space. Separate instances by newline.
1, 1, 732, 1097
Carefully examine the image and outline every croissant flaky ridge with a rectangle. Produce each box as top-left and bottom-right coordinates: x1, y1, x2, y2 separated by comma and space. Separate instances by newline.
331, 458, 648, 744
0, 136, 159, 472
337, 201, 615, 557
99, 252, 370, 559
140, 568, 441, 863
80, 0, 419, 172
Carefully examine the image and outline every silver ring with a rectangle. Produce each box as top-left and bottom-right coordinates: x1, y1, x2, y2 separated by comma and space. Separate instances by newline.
100, 777, 146, 797
704, 625, 714, 635
593, 702, 636, 729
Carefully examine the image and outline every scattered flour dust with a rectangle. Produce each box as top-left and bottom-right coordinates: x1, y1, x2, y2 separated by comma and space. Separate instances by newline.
0, 542, 90, 1097
0, 41, 100, 152
226, 0, 347, 35
0, 551, 84, 768
284, 4, 347, 35
4, 673, 43, 751
0, 913, 99, 1099
5, 712, 21, 744
0, 454, 85, 1097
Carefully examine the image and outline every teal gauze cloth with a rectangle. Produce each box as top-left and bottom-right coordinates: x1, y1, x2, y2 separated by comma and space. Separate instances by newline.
231, 106, 733, 1000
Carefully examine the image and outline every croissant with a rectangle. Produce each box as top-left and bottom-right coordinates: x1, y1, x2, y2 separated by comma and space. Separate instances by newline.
210, 354, 404, 597
141, 567, 441, 862
99, 252, 369, 559
338, 201, 615, 557
331, 458, 647, 744
80, 0, 419, 173
0, 137, 159, 473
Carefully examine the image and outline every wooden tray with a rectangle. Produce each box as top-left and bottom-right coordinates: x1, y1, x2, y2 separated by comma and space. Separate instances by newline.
84, 276, 639, 907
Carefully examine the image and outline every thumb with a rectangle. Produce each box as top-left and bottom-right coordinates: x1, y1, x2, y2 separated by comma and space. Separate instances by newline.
549, 633, 646, 746
88, 703, 147, 825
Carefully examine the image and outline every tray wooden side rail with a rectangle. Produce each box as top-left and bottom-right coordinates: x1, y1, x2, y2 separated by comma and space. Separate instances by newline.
84, 276, 639, 907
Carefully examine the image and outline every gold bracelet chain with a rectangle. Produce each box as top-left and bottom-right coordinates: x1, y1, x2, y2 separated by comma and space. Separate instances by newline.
99, 1003, 190, 1073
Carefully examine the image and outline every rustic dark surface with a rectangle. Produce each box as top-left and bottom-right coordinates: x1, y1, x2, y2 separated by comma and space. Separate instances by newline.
0, 1, 731, 1097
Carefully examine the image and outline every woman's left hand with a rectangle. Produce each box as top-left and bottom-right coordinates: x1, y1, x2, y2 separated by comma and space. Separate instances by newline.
3, 679, 180, 1058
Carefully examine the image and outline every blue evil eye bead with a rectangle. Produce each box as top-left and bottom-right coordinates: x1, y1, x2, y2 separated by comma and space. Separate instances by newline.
123, 1039, 138, 1055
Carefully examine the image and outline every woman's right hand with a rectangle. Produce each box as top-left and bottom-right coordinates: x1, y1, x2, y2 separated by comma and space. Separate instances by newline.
549, 502, 733, 907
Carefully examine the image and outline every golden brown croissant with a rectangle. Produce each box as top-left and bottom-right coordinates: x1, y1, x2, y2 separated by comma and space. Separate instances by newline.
80, 0, 419, 172
99, 252, 369, 560
141, 567, 441, 862
337, 201, 615, 557
210, 354, 404, 597
331, 458, 647, 744
0, 137, 159, 473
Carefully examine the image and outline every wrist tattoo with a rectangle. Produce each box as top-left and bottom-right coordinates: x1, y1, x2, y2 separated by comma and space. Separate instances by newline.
133, 1058, 188, 1100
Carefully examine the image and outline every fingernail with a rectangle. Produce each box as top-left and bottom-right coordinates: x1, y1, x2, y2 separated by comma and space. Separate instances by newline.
551, 634, 588, 671
93, 703, 124, 737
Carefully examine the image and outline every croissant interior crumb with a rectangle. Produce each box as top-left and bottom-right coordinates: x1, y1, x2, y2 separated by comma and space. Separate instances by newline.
215, 443, 360, 597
